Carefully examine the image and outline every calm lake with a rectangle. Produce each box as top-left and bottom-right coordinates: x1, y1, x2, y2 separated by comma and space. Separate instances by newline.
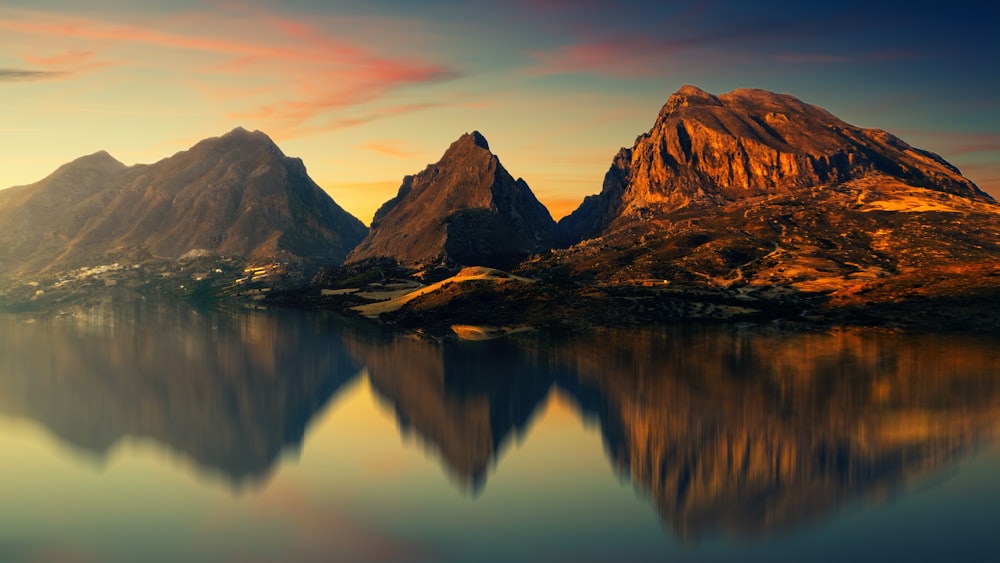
1, 302, 998, 563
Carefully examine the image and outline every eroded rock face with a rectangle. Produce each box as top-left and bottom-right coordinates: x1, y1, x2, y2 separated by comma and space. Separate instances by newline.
542, 86, 1000, 315
346, 132, 557, 270
560, 85, 991, 243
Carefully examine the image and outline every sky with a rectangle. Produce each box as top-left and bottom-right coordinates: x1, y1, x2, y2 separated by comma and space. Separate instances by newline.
1, 0, 998, 224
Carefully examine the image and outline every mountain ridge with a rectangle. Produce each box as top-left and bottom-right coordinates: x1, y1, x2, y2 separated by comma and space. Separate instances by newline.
0, 127, 368, 281
325, 85, 1000, 335
346, 131, 557, 270
559, 85, 991, 244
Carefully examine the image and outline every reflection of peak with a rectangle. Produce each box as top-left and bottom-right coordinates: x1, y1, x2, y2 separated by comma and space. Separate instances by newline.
347, 334, 553, 491
552, 328, 1000, 539
0, 305, 362, 488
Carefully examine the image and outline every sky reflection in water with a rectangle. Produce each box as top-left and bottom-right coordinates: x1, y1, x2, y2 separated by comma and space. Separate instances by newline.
0, 303, 997, 562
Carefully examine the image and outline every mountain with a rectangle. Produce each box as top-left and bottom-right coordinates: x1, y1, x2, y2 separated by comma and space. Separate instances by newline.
530, 85, 1000, 324
346, 131, 557, 270
0, 128, 367, 279
559, 85, 992, 243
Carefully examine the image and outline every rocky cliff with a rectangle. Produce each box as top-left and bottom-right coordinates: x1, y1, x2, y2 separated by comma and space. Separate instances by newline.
346, 132, 557, 270
534, 86, 1000, 321
559, 85, 991, 243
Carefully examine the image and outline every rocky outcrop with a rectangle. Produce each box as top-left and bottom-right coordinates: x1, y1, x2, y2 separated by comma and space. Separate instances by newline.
346, 132, 557, 270
0, 127, 368, 278
539, 86, 1000, 317
560, 85, 992, 243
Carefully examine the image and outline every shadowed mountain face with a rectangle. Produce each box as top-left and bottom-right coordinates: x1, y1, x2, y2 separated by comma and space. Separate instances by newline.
0, 128, 368, 278
346, 132, 557, 270
0, 304, 362, 486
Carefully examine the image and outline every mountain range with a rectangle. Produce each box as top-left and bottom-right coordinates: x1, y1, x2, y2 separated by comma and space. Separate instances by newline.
2, 85, 998, 331
0, 127, 366, 280
321, 85, 999, 332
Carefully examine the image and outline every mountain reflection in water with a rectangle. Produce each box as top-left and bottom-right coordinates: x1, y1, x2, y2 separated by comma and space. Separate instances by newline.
0, 303, 997, 540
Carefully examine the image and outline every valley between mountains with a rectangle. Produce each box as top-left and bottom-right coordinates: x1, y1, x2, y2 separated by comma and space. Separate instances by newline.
2, 86, 998, 335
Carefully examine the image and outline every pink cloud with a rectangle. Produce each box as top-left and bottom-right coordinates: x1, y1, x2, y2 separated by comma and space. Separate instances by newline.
0, 7, 461, 136
358, 139, 417, 159
23, 49, 96, 67
527, 38, 682, 78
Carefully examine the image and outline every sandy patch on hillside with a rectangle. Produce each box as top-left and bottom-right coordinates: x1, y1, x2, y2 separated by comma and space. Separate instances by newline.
352, 267, 534, 318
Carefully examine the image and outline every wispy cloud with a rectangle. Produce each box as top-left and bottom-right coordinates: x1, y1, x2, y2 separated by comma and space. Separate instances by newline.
358, 140, 417, 159
0, 6, 462, 136
516, 1, 939, 78
23, 49, 97, 67
0, 68, 69, 81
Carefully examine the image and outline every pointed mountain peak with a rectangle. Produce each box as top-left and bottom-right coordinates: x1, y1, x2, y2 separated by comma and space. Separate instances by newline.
186, 127, 285, 162
675, 84, 717, 99
467, 130, 490, 150
222, 126, 268, 140
448, 131, 491, 153
217, 126, 278, 147
658, 84, 723, 121
70, 150, 126, 170
346, 131, 556, 269
669, 84, 722, 105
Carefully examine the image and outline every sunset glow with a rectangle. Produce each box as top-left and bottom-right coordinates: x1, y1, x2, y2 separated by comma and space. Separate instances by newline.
1, 1, 997, 224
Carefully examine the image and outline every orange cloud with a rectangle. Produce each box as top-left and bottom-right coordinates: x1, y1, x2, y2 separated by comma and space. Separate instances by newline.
23, 49, 97, 67
359, 140, 417, 159
0, 68, 69, 82
527, 39, 678, 77
0, 7, 461, 136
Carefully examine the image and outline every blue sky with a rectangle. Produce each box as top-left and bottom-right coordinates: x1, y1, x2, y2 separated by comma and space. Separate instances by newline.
1, 0, 997, 221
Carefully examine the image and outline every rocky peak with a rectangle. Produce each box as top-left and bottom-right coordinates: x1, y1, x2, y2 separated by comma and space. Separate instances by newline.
462, 130, 491, 151
346, 131, 556, 269
186, 127, 285, 163
659, 84, 722, 117
0, 128, 368, 277
42, 150, 127, 182
72, 150, 126, 170
560, 85, 991, 243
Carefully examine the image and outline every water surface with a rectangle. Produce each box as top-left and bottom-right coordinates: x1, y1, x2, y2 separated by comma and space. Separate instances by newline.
1, 303, 997, 562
